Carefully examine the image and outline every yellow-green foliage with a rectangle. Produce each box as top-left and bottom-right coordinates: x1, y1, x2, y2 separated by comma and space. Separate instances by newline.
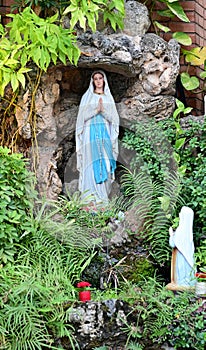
0, 146, 36, 264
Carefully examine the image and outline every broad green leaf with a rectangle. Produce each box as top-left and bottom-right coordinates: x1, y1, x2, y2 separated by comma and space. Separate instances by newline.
175, 98, 185, 110
181, 48, 193, 56
154, 21, 170, 33
82, 0, 89, 11
200, 71, 206, 79
63, 4, 78, 15
48, 45, 57, 55
88, 3, 100, 13
2, 70, 11, 87
58, 39, 68, 55
39, 47, 50, 71
46, 12, 59, 24
67, 45, 80, 65
0, 85, 4, 96
20, 51, 28, 67
44, 48, 51, 69
173, 107, 182, 119
78, 9, 87, 30
4, 58, 19, 67
51, 52, 57, 65
59, 50, 66, 65
185, 47, 206, 66
104, 12, 116, 31
180, 72, 200, 91
174, 121, 182, 132
87, 12, 97, 32
157, 9, 175, 18
173, 151, 180, 163
94, 0, 106, 3
175, 137, 186, 150
113, 0, 125, 14
17, 72, 26, 88
10, 73, 19, 92
72, 46, 80, 66
184, 107, 193, 115
173, 32, 192, 46
18, 67, 32, 74
36, 30, 48, 46
178, 164, 187, 176
13, 29, 23, 44
167, 2, 190, 22
30, 46, 41, 67
70, 11, 80, 29
47, 34, 58, 49
0, 23, 5, 35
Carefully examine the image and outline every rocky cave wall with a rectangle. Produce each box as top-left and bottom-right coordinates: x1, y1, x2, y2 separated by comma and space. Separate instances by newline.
15, 0, 180, 200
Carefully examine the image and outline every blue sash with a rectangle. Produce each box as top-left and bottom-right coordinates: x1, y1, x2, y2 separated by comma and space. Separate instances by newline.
90, 114, 116, 184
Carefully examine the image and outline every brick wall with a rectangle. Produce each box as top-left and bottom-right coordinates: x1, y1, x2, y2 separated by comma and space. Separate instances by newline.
0, 0, 14, 24
150, 0, 206, 115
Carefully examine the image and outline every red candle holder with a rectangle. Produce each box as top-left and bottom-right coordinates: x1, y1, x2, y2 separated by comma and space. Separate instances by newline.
77, 281, 91, 302
195, 272, 206, 279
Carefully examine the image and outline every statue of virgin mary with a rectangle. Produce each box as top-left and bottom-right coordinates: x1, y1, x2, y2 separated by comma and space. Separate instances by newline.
76, 71, 119, 205
167, 206, 195, 290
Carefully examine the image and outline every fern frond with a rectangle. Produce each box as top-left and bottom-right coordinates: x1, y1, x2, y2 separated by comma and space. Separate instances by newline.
121, 168, 182, 265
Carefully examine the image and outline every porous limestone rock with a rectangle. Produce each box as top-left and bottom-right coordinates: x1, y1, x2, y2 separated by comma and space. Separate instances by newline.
59, 299, 131, 349
15, 1, 180, 199
54, 299, 175, 349
123, 0, 151, 36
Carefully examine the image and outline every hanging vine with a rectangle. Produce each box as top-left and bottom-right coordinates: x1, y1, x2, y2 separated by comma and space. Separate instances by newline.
0, 2, 125, 151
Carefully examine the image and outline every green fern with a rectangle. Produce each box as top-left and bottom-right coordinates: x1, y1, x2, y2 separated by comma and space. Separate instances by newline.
121, 169, 183, 265
0, 196, 100, 349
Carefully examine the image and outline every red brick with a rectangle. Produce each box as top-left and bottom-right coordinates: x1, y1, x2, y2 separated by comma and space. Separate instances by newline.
199, 38, 206, 46
185, 32, 196, 41
188, 33, 198, 45
196, 27, 204, 34
196, 16, 204, 28
185, 98, 195, 106
169, 22, 195, 33
196, 98, 204, 110
185, 12, 195, 21
196, 0, 205, 6
180, 1, 195, 11
196, 3, 204, 15
180, 66, 197, 76
196, 26, 204, 35
196, 37, 201, 46
3, 0, 14, 5
151, 13, 171, 22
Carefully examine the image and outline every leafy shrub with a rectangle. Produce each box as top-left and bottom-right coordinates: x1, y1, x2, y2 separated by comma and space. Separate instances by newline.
0, 231, 77, 349
126, 112, 206, 242
0, 198, 98, 349
121, 119, 175, 182
166, 292, 206, 349
119, 278, 206, 350
0, 146, 36, 264
160, 116, 206, 241
58, 192, 119, 234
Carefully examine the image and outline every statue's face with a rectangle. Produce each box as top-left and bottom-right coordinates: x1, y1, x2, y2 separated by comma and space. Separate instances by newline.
93, 73, 104, 90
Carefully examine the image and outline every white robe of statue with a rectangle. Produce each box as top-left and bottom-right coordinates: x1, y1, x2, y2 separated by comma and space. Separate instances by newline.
76, 71, 119, 205
168, 206, 195, 289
